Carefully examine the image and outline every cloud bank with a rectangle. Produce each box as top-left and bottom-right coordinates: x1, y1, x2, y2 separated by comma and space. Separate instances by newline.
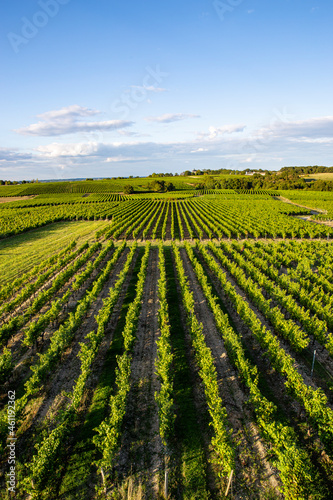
3, 115, 333, 180
16, 105, 134, 137
145, 113, 200, 123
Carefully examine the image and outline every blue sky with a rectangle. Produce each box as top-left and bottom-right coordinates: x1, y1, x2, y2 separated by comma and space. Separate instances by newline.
1, 0, 333, 180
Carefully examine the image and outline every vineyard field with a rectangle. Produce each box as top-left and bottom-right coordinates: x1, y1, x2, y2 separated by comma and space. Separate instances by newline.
0, 220, 109, 286
1, 191, 333, 499
1, 192, 333, 240
1, 235, 333, 497
279, 190, 333, 222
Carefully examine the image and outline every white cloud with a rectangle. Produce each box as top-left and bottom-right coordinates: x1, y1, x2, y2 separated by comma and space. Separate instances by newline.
258, 115, 333, 141
198, 124, 246, 140
117, 130, 138, 137
145, 113, 200, 123
16, 105, 134, 137
4, 114, 333, 179
35, 142, 99, 157
37, 105, 97, 121
190, 148, 209, 153
288, 137, 333, 144
106, 155, 150, 163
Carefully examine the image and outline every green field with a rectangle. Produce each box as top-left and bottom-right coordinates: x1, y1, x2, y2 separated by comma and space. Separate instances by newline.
1, 189, 332, 241
0, 220, 109, 286
302, 172, 333, 181
1, 188, 333, 499
280, 190, 333, 221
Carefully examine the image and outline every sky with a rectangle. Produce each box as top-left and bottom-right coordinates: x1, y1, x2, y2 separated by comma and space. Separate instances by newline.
1, 0, 333, 180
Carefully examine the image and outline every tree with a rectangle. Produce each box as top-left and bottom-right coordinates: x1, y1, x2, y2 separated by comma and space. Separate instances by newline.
165, 182, 175, 191
203, 176, 216, 189
124, 185, 134, 194
148, 180, 175, 192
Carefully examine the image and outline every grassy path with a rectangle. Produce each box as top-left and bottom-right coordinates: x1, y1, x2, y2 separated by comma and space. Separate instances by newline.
0, 220, 109, 285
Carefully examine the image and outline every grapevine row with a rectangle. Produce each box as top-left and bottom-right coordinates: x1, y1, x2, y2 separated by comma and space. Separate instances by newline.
154, 243, 175, 453
22, 240, 116, 348
0, 242, 88, 318
225, 241, 333, 355
186, 242, 323, 498
93, 243, 151, 486
0, 240, 76, 304
23, 242, 138, 497
0, 242, 100, 347
0, 242, 127, 454
199, 243, 333, 457
172, 242, 234, 481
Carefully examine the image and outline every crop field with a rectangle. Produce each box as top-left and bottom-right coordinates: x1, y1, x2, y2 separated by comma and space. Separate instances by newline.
302, 173, 333, 181
280, 190, 333, 222
1, 192, 333, 240
1, 191, 333, 499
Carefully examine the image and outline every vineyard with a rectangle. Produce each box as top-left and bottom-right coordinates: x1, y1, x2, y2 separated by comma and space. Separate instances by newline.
1, 192, 333, 240
1, 189, 333, 499
279, 191, 333, 222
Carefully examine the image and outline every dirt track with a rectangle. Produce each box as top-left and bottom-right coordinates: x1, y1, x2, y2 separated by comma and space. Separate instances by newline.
116, 246, 163, 496
0, 196, 35, 203
278, 196, 333, 227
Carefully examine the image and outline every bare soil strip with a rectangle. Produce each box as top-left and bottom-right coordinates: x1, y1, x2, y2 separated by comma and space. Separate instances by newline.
179, 248, 281, 498
176, 203, 191, 240
115, 247, 163, 497
0, 196, 35, 203
164, 205, 172, 240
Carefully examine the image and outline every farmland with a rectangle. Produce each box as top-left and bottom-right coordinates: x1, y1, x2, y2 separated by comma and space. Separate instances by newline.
302, 172, 333, 181
1, 184, 333, 499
